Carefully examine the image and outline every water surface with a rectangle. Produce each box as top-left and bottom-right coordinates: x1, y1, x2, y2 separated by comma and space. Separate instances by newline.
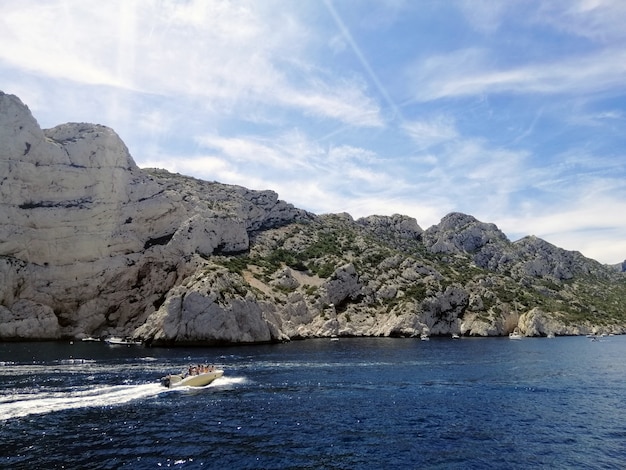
1, 336, 625, 469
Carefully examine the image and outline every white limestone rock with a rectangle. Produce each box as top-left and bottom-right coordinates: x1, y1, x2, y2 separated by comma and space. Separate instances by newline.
419, 285, 469, 335
0, 93, 172, 265
423, 212, 509, 255
274, 292, 319, 339
518, 307, 570, 337
357, 214, 423, 240
134, 268, 287, 344
0, 92, 309, 340
460, 312, 505, 336
323, 263, 362, 307
373, 310, 422, 338
0, 300, 60, 339
512, 236, 584, 280
170, 213, 249, 257
270, 267, 300, 290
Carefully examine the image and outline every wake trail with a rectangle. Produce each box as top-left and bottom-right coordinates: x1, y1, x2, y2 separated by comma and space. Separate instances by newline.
0, 383, 164, 421
1, 376, 248, 420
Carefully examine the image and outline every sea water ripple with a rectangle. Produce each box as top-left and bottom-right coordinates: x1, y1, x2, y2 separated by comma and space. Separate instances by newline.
1, 336, 625, 469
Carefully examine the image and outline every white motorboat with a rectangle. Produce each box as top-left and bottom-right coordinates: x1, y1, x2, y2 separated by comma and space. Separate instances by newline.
104, 336, 142, 346
451, 333, 460, 339
420, 333, 430, 341
81, 336, 101, 342
161, 366, 224, 388
509, 329, 522, 340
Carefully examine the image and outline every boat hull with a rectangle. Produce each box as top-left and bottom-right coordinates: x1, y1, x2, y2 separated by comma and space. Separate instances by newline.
105, 336, 142, 345
162, 370, 224, 388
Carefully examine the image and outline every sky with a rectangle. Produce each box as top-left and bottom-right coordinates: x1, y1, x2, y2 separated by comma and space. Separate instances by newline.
1, 0, 626, 264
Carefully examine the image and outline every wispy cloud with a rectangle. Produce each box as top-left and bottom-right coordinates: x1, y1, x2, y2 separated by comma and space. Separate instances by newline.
458, 0, 514, 33
195, 132, 320, 172
536, 0, 626, 42
0, 0, 382, 128
409, 47, 626, 102
402, 116, 458, 149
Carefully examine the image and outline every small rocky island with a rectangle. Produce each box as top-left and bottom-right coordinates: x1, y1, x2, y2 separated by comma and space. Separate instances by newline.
1, 91, 625, 344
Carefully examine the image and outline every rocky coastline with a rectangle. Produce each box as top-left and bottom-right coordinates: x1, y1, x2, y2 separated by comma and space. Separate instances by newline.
1, 91, 625, 345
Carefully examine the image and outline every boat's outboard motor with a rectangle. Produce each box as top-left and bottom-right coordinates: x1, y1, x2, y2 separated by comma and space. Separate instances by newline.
160, 374, 184, 388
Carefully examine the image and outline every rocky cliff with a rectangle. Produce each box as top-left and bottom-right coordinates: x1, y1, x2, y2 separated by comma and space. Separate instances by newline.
0, 92, 310, 341
2, 91, 625, 343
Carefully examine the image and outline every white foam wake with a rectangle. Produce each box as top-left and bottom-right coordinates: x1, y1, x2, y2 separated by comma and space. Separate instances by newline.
212, 376, 247, 386
0, 383, 163, 421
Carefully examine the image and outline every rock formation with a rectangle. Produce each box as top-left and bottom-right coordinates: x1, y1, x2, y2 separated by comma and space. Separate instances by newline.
1, 91, 625, 344
0, 91, 310, 341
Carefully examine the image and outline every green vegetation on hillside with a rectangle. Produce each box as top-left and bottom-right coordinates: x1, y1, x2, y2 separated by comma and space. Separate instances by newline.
213, 213, 626, 331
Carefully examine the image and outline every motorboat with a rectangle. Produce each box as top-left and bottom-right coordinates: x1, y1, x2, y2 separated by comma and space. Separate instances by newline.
104, 336, 142, 346
420, 333, 430, 341
161, 366, 224, 388
509, 329, 522, 340
81, 336, 101, 342
451, 333, 460, 339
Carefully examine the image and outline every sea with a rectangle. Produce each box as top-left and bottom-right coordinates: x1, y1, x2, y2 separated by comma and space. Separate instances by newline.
1, 335, 625, 469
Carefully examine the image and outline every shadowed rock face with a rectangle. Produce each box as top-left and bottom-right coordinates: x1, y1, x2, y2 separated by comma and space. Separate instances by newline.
1, 91, 625, 343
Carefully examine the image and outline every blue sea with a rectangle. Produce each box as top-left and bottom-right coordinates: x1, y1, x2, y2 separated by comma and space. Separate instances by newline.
1, 336, 625, 469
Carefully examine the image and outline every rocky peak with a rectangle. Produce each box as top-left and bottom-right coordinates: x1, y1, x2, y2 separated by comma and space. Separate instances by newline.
422, 212, 509, 255
357, 214, 423, 240
0, 92, 46, 162
44, 122, 137, 170
512, 235, 604, 280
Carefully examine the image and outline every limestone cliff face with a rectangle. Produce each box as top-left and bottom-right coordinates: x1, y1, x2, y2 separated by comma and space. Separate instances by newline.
1, 91, 625, 343
0, 92, 310, 340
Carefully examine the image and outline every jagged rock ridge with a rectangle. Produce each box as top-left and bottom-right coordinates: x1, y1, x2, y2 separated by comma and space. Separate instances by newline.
1, 91, 625, 343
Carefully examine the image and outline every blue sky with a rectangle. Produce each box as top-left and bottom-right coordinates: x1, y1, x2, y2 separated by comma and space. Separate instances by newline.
1, 0, 626, 264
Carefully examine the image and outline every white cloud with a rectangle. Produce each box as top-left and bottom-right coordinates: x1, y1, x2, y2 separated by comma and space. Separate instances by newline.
536, 0, 626, 42
458, 0, 626, 43
0, 0, 382, 128
458, 0, 514, 33
195, 131, 326, 174
410, 47, 626, 101
281, 79, 383, 127
402, 116, 458, 149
